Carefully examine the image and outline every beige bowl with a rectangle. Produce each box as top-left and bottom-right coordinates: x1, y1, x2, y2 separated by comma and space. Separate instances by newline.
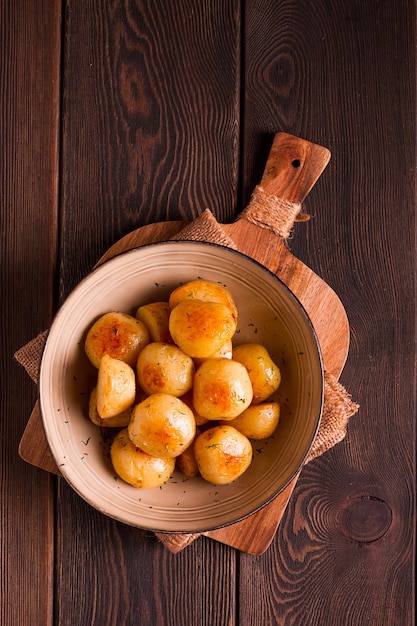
39, 241, 323, 533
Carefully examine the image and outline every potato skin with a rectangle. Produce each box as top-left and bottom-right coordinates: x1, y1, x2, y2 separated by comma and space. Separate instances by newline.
176, 430, 200, 478
96, 354, 136, 419
169, 299, 237, 359
179, 390, 209, 426
136, 342, 194, 397
85, 311, 150, 369
193, 358, 253, 420
110, 429, 175, 488
88, 387, 132, 427
128, 393, 196, 458
221, 402, 280, 440
193, 339, 233, 369
232, 343, 281, 403
194, 425, 252, 484
136, 302, 173, 344
168, 279, 238, 322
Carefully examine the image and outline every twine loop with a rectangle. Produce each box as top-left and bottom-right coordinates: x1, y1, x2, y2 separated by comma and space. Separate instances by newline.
239, 185, 310, 239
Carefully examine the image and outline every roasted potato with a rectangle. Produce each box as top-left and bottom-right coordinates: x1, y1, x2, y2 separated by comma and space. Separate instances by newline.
232, 343, 281, 403
194, 425, 252, 484
169, 299, 237, 359
96, 354, 136, 419
88, 386, 132, 427
168, 279, 238, 322
193, 339, 233, 368
221, 402, 280, 440
136, 342, 194, 397
176, 429, 201, 478
179, 390, 209, 426
193, 358, 253, 420
110, 429, 175, 488
83, 280, 286, 490
136, 301, 173, 343
85, 311, 150, 369
128, 392, 196, 458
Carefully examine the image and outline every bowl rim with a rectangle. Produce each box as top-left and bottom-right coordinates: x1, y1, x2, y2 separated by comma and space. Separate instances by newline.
39, 239, 324, 532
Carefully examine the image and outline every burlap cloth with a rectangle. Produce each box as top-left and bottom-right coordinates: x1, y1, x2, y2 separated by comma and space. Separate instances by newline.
15, 209, 359, 553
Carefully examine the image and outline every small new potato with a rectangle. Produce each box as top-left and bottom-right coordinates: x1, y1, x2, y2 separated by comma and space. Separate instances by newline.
194, 425, 253, 484
136, 302, 173, 344
193, 339, 233, 368
180, 390, 209, 426
88, 387, 132, 427
176, 429, 201, 478
111, 429, 175, 488
85, 311, 150, 368
232, 343, 281, 403
136, 342, 195, 397
193, 358, 253, 420
221, 402, 280, 440
168, 279, 238, 322
169, 299, 237, 359
128, 393, 196, 458
96, 354, 136, 419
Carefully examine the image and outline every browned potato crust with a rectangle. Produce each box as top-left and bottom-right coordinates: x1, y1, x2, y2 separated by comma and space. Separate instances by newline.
193, 358, 253, 420
194, 425, 252, 484
85, 311, 150, 369
128, 392, 196, 458
136, 342, 194, 397
169, 299, 237, 359
168, 279, 238, 322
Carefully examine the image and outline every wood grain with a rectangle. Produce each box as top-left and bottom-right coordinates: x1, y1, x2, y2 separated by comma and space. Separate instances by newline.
18, 133, 352, 557
55, 1, 242, 624
3, 0, 415, 624
239, 1, 415, 625
59, 0, 241, 295
1, 2, 61, 625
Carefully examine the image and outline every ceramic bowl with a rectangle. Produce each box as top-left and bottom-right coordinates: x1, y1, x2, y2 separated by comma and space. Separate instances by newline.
39, 241, 323, 533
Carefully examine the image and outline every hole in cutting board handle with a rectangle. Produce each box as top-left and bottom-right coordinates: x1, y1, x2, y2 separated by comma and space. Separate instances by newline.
292, 159, 301, 168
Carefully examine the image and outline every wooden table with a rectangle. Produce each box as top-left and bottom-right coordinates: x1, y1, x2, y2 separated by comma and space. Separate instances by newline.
2, 1, 415, 624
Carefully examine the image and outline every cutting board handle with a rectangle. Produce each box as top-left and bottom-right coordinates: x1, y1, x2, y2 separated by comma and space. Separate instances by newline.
239, 133, 331, 238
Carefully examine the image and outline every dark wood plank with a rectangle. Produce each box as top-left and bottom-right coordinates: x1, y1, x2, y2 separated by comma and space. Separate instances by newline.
1, 1, 62, 625
59, 0, 242, 295
239, 1, 415, 624
56, 1, 241, 623
55, 482, 237, 624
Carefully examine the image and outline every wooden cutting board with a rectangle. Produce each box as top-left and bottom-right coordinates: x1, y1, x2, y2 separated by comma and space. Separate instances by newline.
19, 133, 350, 554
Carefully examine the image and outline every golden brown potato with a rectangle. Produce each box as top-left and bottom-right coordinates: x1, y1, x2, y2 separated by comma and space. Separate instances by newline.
193, 339, 233, 368
169, 299, 237, 359
232, 343, 281, 403
128, 392, 196, 458
168, 279, 238, 322
136, 302, 173, 344
178, 390, 209, 426
110, 429, 175, 488
88, 387, 132, 427
193, 358, 253, 420
85, 311, 150, 369
221, 402, 280, 440
136, 342, 194, 397
176, 430, 200, 479
194, 425, 253, 484
96, 354, 136, 419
